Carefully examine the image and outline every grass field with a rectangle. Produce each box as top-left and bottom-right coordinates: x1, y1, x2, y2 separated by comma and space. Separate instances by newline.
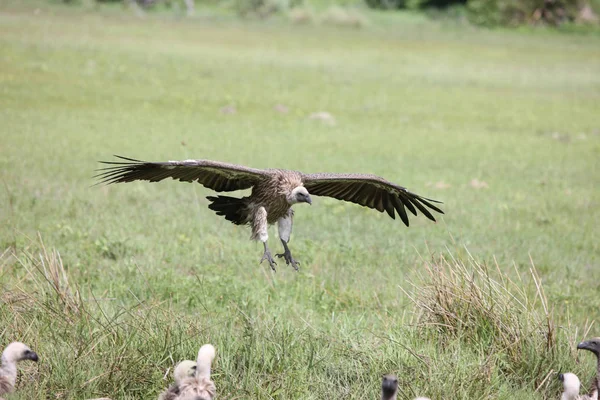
1, 2, 599, 399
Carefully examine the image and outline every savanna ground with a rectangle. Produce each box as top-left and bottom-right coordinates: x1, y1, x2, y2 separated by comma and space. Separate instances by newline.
1, 1, 599, 398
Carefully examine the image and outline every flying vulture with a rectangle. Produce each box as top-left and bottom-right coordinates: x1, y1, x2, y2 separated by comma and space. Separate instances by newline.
578, 338, 600, 398
96, 156, 444, 271
159, 344, 216, 400
0, 342, 38, 396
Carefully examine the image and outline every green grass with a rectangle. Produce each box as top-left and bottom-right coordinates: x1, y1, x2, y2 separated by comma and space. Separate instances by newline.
1, 1, 599, 399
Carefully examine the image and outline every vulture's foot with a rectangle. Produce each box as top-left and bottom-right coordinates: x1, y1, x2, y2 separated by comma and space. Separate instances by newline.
260, 248, 277, 271
276, 250, 300, 271
276, 240, 300, 271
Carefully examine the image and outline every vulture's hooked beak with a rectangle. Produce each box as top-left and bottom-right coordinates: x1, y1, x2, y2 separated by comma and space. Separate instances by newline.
24, 350, 39, 362
577, 341, 589, 350
577, 340, 600, 354
306, 194, 312, 205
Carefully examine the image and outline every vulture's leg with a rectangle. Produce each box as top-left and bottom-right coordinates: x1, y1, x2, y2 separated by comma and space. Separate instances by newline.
260, 242, 277, 271
276, 210, 300, 271
254, 206, 277, 271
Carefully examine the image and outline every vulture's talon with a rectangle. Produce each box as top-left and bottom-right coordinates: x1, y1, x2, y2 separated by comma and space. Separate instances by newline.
276, 250, 300, 271
260, 250, 277, 271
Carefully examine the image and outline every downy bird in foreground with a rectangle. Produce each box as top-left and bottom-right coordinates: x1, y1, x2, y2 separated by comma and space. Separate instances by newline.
96, 156, 443, 271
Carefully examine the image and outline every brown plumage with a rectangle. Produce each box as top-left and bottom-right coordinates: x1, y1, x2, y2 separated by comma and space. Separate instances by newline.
96, 156, 444, 271
0, 342, 39, 396
578, 338, 600, 399
158, 344, 216, 400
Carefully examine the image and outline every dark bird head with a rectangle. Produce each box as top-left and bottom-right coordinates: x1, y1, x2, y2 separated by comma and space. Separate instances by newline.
289, 186, 312, 206
22, 349, 38, 362
2, 342, 38, 364
381, 374, 398, 398
577, 337, 600, 357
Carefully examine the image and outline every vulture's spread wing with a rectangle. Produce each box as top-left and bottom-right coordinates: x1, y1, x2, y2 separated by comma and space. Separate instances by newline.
302, 173, 443, 226
95, 156, 270, 192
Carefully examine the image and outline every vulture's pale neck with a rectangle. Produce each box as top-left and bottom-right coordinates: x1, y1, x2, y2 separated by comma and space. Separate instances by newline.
196, 344, 215, 380
0, 353, 17, 387
561, 373, 582, 400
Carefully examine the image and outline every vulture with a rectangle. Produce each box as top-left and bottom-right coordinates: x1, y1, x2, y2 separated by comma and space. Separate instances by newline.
578, 338, 600, 398
96, 156, 444, 271
158, 344, 216, 400
559, 372, 598, 400
0, 342, 38, 396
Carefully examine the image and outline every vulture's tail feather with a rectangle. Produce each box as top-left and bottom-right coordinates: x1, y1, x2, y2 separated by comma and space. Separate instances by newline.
207, 196, 249, 225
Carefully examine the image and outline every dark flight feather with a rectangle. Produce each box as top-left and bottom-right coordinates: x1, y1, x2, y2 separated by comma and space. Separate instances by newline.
302, 172, 443, 227
95, 156, 270, 192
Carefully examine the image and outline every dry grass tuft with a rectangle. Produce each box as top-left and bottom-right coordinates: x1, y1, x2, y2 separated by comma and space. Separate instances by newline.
15, 233, 83, 318
404, 249, 559, 386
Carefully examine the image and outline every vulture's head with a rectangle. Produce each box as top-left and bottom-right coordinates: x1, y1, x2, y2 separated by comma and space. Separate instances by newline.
174, 360, 197, 383
381, 374, 398, 398
577, 337, 600, 357
559, 372, 581, 399
2, 342, 39, 364
288, 186, 312, 206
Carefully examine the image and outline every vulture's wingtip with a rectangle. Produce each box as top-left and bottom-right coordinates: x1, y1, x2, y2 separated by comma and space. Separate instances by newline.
113, 155, 144, 163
